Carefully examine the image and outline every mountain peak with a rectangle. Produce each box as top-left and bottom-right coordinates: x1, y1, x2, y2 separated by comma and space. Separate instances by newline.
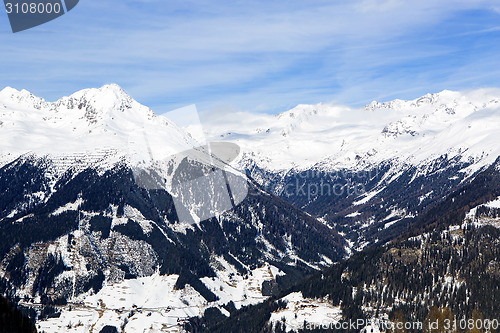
65, 84, 133, 108
214, 88, 500, 172
0, 85, 133, 112
275, 102, 344, 123
0, 86, 47, 110
0, 86, 20, 95
0, 84, 195, 164
365, 90, 461, 110
51, 84, 157, 125
73, 83, 128, 98
0, 86, 43, 99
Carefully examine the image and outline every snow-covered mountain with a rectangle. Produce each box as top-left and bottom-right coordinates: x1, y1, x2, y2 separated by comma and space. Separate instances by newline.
2, 84, 500, 331
202, 89, 500, 250
0, 84, 195, 167
0, 85, 346, 332
207, 88, 500, 173
200, 157, 500, 332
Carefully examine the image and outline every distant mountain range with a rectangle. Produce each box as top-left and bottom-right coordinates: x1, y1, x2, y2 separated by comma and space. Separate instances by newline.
0, 85, 499, 332
0, 85, 344, 332
209, 88, 500, 172
208, 89, 500, 250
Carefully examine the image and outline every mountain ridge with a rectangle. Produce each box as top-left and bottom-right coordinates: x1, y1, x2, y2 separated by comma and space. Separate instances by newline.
203, 88, 500, 173
1, 84, 500, 331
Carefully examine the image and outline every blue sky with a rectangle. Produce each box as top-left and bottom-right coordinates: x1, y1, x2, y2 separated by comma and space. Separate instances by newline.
1, 0, 500, 114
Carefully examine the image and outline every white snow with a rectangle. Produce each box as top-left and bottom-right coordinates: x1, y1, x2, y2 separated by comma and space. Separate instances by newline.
345, 211, 361, 218
199, 88, 500, 177
3, 85, 500, 332
51, 198, 84, 216
464, 196, 500, 228
268, 292, 342, 332
37, 273, 204, 333
200, 260, 280, 308
418, 191, 434, 204
0, 84, 197, 173
353, 188, 384, 206
2, 85, 500, 183
485, 197, 500, 209
34, 258, 284, 333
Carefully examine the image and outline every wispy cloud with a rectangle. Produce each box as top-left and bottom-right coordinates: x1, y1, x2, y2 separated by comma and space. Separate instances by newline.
1, 0, 500, 114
